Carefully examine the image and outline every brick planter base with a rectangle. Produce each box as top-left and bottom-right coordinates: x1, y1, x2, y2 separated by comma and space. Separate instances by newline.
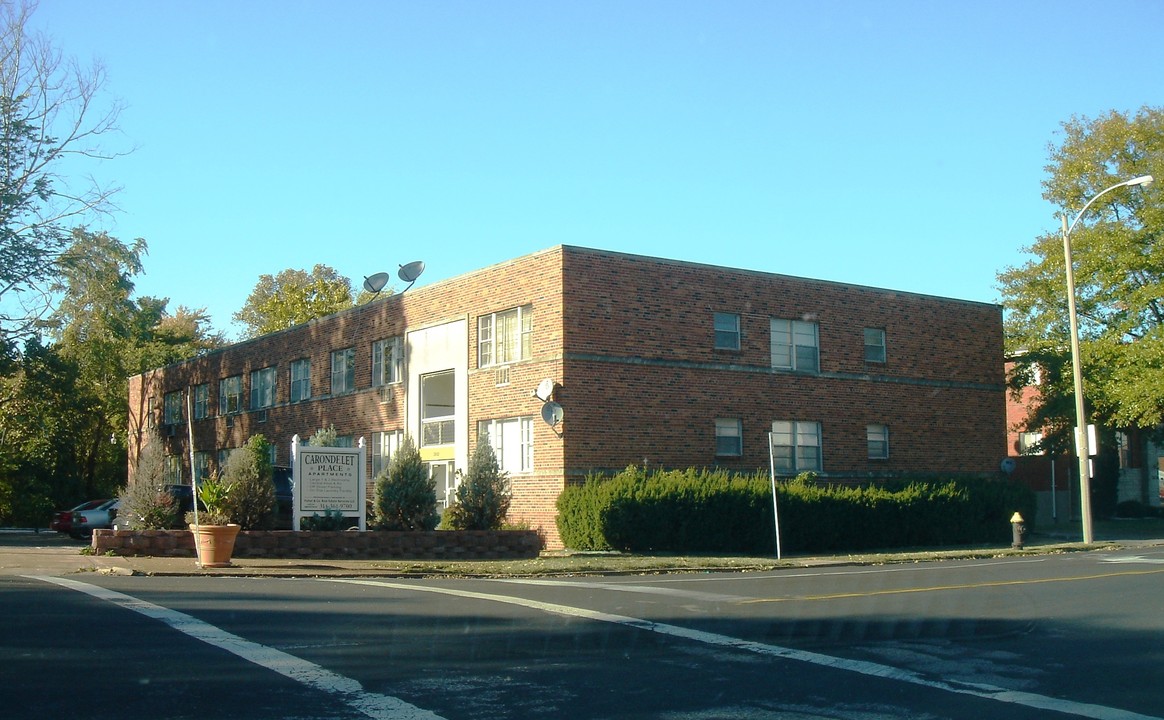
92, 529, 543, 560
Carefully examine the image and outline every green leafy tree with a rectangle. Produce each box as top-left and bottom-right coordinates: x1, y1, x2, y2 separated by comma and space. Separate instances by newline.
372, 435, 438, 531
999, 106, 1163, 440
0, 0, 127, 346
444, 441, 511, 530
233, 265, 355, 339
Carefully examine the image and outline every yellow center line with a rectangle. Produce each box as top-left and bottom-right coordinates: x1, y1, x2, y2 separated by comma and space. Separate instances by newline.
740, 567, 1164, 604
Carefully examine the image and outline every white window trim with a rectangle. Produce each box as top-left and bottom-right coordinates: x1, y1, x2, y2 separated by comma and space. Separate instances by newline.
479, 416, 534, 474
867, 423, 890, 460
330, 348, 355, 395
250, 366, 277, 409
713, 312, 741, 351
864, 328, 887, 363
290, 358, 311, 403
770, 420, 822, 474
219, 376, 243, 416
478, 305, 533, 367
714, 418, 743, 457
372, 337, 403, 386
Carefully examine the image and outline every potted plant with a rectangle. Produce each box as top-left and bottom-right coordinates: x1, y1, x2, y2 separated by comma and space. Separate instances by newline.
187, 473, 239, 567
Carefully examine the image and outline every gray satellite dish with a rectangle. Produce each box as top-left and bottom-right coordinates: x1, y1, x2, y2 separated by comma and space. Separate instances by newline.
541, 401, 564, 427
398, 261, 425, 291
534, 378, 556, 402
363, 272, 390, 294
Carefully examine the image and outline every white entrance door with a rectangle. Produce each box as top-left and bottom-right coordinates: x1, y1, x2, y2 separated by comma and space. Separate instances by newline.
429, 461, 457, 508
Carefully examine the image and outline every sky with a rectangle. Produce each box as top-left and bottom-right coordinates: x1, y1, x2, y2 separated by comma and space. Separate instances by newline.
26, 0, 1164, 340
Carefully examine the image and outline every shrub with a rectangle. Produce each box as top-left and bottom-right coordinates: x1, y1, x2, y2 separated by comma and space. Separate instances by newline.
444, 442, 511, 530
557, 467, 1036, 554
117, 440, 182, 530
306, 424, 338, 447
301, 508, 358, 531
218, 435, 276, 529
372, 435, 439, 531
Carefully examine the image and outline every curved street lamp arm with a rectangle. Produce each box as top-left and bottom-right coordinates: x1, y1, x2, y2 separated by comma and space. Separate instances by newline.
1064, 175, 1154, 236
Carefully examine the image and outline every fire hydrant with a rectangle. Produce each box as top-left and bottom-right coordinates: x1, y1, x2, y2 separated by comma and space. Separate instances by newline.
1010, 512, 1026, 550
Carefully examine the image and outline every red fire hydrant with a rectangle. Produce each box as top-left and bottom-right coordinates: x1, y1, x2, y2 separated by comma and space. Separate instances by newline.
1010, 512, 1026, 550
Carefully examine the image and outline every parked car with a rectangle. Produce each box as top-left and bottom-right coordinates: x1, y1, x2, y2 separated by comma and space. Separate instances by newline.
69, 498, 120, 538
50, 500, 107, 536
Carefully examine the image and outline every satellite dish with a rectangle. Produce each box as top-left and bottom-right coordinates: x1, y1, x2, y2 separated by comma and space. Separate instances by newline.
363, 272, 390, 294
398, 261, 425, 291
541, 401, 564, 428
534, 378, 556, 402
1000, 458, 1017, 475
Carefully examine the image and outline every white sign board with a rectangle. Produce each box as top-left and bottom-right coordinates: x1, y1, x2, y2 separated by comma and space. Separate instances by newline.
291, 435, 366, 531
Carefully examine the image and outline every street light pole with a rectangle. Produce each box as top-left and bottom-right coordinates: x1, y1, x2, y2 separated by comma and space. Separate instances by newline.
1060, 174, 1153, 544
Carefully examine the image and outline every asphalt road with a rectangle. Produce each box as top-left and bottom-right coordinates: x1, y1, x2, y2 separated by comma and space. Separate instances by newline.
3, 543, 1163, 719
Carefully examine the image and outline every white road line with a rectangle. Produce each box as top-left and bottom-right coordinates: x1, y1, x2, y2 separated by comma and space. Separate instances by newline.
1101, 556, 1164, 564
26, 575, 446, 720
493, 577, 742, 602
324, 578, 1162, 720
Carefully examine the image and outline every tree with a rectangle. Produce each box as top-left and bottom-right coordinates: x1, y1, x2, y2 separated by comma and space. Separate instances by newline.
233, 265, 355, 338
443, 441, 511, 531
372, 435, 438, 531
1, 0, 127, 346
220, 435, 275, 529
998, 106, 1163, 438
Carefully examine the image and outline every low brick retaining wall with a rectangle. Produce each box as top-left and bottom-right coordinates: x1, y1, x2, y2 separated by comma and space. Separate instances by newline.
92, 528, 543, 560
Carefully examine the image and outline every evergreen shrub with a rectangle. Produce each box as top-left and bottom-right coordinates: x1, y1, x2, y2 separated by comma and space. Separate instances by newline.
372, 435, 439, 531
556, 467, 1036, 553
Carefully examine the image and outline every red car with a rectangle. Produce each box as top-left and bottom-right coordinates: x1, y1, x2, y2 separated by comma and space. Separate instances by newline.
50, 499, 119, 539
50, 500, 106, 535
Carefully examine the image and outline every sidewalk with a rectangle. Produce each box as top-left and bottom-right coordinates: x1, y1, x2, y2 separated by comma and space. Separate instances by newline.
4, 528, 1163, 579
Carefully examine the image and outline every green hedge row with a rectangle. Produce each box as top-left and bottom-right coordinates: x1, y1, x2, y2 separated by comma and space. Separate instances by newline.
556, 467, 1036, 554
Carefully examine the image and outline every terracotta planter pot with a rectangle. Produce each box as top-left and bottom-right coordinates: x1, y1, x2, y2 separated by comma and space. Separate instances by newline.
189, 524, 241, 567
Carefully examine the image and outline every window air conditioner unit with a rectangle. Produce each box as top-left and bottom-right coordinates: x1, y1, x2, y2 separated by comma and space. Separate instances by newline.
225, 415, 234, 428
379, 385, 394, 403
495, 365, 510, 386
165, 424, 177, 437
257, 409, 268, 423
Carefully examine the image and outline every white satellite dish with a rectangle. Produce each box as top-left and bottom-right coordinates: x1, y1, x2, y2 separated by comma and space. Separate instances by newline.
534, 378, 556, 402
363, 272, 390, 294
541, 401, 564, 428
398, 261, 425, 291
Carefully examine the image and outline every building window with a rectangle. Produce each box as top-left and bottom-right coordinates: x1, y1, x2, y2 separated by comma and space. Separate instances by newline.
715, 418, 743, 457
147, 396, 157, 430
164, 455, 182, 485
867, 424, 890, 460
193, 451, 211, 481
864, 328, 887, 363
713, 312, 741, 351
163, 391, 183, 425
771, 318, 819, 372
1018, 431, 1043, 456
217, 448, 233, 470
250, 366, 277, 409
290, 358, 311, 403
478, 305, 533, 367
219, 375, 243, 415
193, 384, 209, 420
770, 420, 822, 474
421, 371, 455, 446
330, 347, 355, 395
372, 337, 403, 386
479, 417, 534, 474
371, 430, 403, 479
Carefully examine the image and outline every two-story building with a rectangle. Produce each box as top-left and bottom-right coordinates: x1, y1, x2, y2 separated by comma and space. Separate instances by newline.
128, 245, 1007, 548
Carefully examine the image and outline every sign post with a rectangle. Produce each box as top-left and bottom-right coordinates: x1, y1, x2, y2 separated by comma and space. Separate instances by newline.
291, 435, 366, 530
767, 432, 783, 560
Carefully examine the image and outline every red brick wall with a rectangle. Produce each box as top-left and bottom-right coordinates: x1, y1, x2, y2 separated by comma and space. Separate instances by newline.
559, 248, 1005, 478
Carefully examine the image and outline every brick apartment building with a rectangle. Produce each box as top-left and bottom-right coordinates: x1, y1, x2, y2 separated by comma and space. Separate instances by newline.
127, 245, 1007, 548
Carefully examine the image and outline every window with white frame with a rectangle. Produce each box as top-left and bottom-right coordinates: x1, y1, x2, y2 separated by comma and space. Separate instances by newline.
164, 455, 182, 485
163, 391, 183, 425
864, 328, 887, 363
1018, 431, 1044, 456
290, 358, 311, 403
715, 418, 743, 456
371, 430, 403, 479
193, 384, 209, 420
421, 371, 455, 446
193, 451, 211, 481
330, 347, 355, 395
714, 312, 741, 351
771, 318, 820, 372
478, 417, 534, 474
867, 423, 890, 460
250, 366, 276, 409
770, 420, 822, 473
478, 305, 533, 367
219, 375, 243, 415
372, 337, 403, 386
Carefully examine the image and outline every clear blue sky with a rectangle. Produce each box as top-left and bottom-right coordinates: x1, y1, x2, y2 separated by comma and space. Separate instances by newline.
29, 0, 1164, 339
